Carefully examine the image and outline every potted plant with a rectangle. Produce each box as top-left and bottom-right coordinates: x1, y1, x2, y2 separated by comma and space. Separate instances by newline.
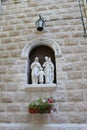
28, 97, 56, 114
28, 102, 39, 114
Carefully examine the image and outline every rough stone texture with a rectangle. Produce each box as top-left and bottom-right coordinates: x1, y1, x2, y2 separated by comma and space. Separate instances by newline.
0, 0, 87, 129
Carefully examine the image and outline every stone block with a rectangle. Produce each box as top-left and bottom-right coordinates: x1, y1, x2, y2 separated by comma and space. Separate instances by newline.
0, 45, 5, 51
3, 74, 14, 82
65, 80, 76, 90
57, 72, 67, 80
77, 102, 87, 111
65, 54, 80, 62
84, 71, 87, 79
0, 113, 14, 123
61, 63, 74, 71
74, 62, 87, 70
72, 45, 87, 53
68, 91, 84, 102
59, 102, 76, 111
64, 38, 78, 46
69, 113, 87, 123
6, 44, 17, 50
80, 54, 87, 61
29, 114, 51, 124
14, 37, 25, 42
54, 91, 67, 102
79, 39, 87, 45
75, 80, 87, 89
7, 82, 19, 91
1, 38, 13, 43
61, 46, 73, 54
14, 113, 30, 123
7, 103, 21, 112
51, 112, 69, 123
0, 104, 6, 112
9, 19, 22, 24
9, 31, 20, 37
55, 32, 70, 39
10, 50, 21, 57
13, 74, 26, 82
0, 83, 7, 91
0, 66, 7, 74
4, 59, 17, 65
15, 92, 29, 102
7, 65, 20, 74
1, 92, 14, 103
0, 32, 8, 37
67, 72, 82, 80
84, 90, 87, 101
3, 25, 15, 31
0, 60, 3, 65
57, 81, 65, 90
0, 51, 9, 58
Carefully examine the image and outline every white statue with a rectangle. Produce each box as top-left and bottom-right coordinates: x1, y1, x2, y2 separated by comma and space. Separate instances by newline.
49, 57, 54, 83
43, 56, 54, 84
31, 57, 41, 84
43, 56, 49, 83
38, 67, 45, 84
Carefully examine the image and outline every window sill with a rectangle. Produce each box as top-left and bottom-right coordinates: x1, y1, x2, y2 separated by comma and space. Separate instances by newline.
25, 84, 57, 91
29, 113, 51, 123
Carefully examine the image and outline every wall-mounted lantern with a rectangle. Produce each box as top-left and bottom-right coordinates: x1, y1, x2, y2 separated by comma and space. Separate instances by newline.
36, 14, 45, 31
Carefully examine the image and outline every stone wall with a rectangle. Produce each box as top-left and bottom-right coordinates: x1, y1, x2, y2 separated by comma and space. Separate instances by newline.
0, 0, 87, 129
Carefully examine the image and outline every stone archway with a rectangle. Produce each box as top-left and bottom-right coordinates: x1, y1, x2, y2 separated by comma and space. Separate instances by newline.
22, 37, 62, 84
22, 37, 62, 58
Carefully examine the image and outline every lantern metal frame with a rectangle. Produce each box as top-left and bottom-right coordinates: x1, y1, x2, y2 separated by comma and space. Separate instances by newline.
36, 14, 45, 31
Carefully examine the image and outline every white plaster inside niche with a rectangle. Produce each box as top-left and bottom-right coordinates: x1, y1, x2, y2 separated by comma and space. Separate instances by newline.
25, 84, 57, 91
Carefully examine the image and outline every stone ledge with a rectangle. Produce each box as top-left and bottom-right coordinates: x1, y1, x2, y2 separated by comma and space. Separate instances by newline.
0, 123, 87, 129
25, 84, 57, 91
29, 114, 51, 123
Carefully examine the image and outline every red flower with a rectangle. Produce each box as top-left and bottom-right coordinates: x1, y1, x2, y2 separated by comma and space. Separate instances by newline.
48, 97, 55, 104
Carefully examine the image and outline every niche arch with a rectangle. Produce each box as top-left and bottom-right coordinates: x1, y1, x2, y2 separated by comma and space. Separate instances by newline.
22, 37, 62, 58
22, 37, 62, 85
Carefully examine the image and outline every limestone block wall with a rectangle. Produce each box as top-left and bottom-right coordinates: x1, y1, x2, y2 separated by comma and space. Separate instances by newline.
0, 0, 87, 129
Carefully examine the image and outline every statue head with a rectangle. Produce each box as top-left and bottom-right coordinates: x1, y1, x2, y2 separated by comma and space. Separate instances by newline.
45, 56, 48, 61
35, 57, 39, 61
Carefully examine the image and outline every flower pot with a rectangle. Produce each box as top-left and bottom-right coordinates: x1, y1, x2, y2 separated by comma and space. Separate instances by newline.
29, 108, 39, 114
29, 108, 35, 114
47, 107, 51, 113
34, 108, 39, 114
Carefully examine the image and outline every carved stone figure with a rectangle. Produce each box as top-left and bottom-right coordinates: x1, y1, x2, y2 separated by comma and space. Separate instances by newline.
48, 57, 54, 83
31, 57, 41, 84
43, 56, 49, 83
43, 56, 54, 84
38, 67, 45, 84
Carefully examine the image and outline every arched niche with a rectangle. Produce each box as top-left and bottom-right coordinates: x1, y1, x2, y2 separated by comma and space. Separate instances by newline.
29, 45, 56, 84
22, 37, 62, 86
22, 37, 62, 58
